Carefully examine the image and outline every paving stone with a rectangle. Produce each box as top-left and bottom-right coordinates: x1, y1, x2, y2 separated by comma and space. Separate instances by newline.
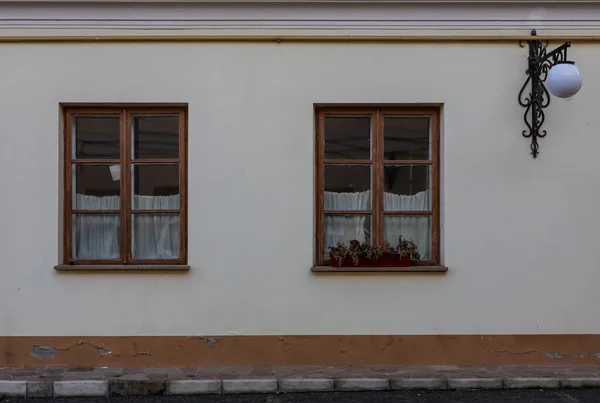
166, 380, 222, 395
39, 369, 63, 375
222, 379, 277, 394
110, 380, 166, 396
54, 380, 109, 397
0, 380, 27, 397
560, 377, 600, 388
335, 378, 390, 391
27, 381, 53, 398
279, 378, 334, 393
504, 377, 560, 389
119, 374, 150, 381
391, 377, 447, 390
247, 367, 275, 378
123, 368, 145, 375
67, 368, 95, 372
448, 377, 503, 390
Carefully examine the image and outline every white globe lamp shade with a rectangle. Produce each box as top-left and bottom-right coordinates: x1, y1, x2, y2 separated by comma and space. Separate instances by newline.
546, 62, 582, 99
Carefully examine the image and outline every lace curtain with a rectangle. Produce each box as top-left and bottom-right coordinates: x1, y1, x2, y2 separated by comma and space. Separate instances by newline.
73, 194, 180, 260
324, 190, 431, 259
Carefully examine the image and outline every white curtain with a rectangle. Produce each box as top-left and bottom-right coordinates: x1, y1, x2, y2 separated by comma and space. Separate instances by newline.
324, 191, 371, 255
73, 194, 180, 260
325, 190, 431, 259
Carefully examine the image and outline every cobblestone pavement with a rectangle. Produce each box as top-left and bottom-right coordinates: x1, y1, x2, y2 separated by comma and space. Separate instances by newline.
2, 366, 600, 398
4, 390, 600, 402
2, 365, 600, 381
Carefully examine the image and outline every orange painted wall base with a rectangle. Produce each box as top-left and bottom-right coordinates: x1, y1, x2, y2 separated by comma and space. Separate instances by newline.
2, 335, 600, 367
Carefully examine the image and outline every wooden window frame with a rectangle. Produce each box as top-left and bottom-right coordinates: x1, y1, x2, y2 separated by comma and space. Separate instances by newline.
315, 106, 440, 266
63, 106, 188, 265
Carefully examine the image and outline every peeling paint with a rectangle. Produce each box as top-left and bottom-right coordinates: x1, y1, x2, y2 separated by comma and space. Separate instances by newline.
542, 350, 572, 359
132, 348, 137, 357
491, 349, 535, 355
590, 352, 600, 358
31, 345, 57, 360
205, 337, 217, 347
97, 347, 111, 356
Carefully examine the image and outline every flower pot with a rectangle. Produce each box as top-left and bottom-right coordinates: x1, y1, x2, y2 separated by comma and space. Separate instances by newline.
329, 252, 411, 267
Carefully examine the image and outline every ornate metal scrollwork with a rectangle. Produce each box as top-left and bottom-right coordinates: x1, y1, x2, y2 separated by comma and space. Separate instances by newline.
518, 30, 571, 158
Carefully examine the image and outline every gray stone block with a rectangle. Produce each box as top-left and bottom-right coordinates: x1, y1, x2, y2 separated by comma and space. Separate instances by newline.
560, 377, 600, 388
222, 379, 277, 394
54, 381, 109, 397
448, 377, 503, 390
504, 377, 560, 389
391, 378, 447, 390
279, 378, 334, 393
27, 381, 53, 398
0, 381, 26, 397
110, 380, 166, 396
335, 378, 390, 391
166, 380, 222, 395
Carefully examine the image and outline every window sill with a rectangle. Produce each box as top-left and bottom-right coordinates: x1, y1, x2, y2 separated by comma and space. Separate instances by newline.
311, 265, 448, 273
54, 264, 190, 272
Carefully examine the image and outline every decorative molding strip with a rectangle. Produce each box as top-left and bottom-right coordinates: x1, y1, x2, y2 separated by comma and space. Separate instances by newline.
1, 1, 600, 38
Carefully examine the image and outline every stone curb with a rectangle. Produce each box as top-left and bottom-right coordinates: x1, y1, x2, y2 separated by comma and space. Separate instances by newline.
166, 380, 222, 395
223, 379, 278, 394
560, 377, 600, 388
54, 380, 109, 397
335, 378, 390, 391
110, 380, 166, 396
0, 376, 600, 397
391, 378, 447, 390
448, 377, 504, 390
280, 378, 334, 393
504, 377, 560, 389
26, 381, 53, 398
0, 380, 27, 397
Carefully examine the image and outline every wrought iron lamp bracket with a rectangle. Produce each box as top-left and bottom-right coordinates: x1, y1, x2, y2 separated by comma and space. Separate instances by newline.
518, 29, 571, 158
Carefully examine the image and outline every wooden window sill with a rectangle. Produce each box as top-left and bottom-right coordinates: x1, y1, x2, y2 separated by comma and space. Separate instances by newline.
54, 265, 190, 272
311, 265, 448, 273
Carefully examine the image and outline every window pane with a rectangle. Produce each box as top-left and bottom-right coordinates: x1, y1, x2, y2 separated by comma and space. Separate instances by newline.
324, 165, 371, 210
72, 214, 120, 260
73, 164, 120, 209
73, 115, 120, 159
132, 115, 179, 159
324, 116, 371, 160
132, 164, 180, 210
384, 215, 431, 260
324, 215, 371, 258
384, 165, 430, 211
132, 214, 180, 259
384, 116, 430, 160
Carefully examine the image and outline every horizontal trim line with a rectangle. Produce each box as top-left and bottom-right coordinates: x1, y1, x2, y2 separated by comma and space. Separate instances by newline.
2, 30, 600, 42
2, 2, 600, 38
6, 1, 600, 3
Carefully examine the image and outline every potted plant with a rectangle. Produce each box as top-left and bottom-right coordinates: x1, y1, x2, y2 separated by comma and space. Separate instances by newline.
328, 235, 421, 267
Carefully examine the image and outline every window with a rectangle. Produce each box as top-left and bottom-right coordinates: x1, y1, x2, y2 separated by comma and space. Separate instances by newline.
63, 107, 187, 265
315, 107, 440, 266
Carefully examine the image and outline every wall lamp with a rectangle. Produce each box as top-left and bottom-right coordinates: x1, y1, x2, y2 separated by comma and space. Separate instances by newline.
518, 30, 582, 158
